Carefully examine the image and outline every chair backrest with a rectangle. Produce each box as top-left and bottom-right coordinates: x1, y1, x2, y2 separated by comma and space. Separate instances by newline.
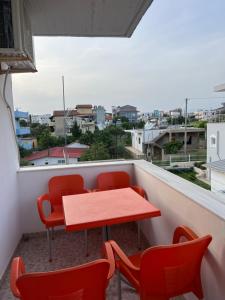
97, 171, 130, 191
48, 175, 86, 206
139, 235, 212, 299
16, 259, 109, 300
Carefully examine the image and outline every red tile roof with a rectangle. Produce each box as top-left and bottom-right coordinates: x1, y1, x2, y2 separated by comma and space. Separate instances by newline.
25, 147, 86, 161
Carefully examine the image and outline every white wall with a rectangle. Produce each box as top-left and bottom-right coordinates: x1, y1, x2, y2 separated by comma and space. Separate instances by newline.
207, 123, 225, 162
0, 75, 21, 279
134, 160, 225, 300
211, 169, 225, 200
17, 161, 134, 233
131, 130, 144, 153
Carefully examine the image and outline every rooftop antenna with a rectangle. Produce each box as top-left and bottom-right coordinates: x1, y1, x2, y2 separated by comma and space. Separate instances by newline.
62, 75, 68, 163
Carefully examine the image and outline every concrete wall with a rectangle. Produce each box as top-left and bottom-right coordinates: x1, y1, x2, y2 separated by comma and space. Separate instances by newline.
211, 169, 225, 201
0, 75, 21, 279
134, 160, 225, 300
207, 123, 225, 162
17, 161, 134, 233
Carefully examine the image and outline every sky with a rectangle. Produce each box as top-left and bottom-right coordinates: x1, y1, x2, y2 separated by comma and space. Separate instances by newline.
12, 0, 225, 115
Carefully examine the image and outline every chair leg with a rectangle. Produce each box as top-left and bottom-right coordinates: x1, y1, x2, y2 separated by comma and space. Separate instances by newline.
138, 221, 141, 250
117, 270, 122, 300
84, 230, 88, 257
47, 228, 52, 262
51, 227, 55, 240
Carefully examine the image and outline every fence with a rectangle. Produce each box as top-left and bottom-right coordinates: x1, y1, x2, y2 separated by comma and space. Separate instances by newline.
152, 153, 206, 167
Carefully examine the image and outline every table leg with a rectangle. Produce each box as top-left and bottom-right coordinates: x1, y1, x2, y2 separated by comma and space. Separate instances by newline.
103, 226, 110, 241
138, 221, 141, 250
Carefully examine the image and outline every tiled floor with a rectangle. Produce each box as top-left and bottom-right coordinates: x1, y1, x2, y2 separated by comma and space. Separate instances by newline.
0, 223, 146, 300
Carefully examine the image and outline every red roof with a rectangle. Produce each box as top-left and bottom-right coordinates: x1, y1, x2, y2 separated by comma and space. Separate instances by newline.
25, 147, 86, 161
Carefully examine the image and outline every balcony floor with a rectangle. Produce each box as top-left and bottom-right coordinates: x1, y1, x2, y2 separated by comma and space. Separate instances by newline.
0, 223, 148, 300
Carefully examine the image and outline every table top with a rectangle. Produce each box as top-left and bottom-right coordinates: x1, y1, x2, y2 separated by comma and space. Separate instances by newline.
63, 187, 161, 231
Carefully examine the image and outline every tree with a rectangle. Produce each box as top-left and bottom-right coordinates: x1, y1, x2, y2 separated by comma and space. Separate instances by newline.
163, 141, 183, 154
19, 119, 28, 127
30, 123, 50, 139
79, 131, 94, 145
80, 143, 110, 161
38, 129, 58, 149
71, 121, 81, 140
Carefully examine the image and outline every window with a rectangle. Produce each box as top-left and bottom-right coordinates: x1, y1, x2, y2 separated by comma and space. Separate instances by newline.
58, 159, 65, 164
210, 135, 216, 148
138, 137, 141, 144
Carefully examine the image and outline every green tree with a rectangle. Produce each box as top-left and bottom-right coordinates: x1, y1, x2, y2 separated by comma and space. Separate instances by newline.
38, 129, 58, 149
30, 123, 50, 139
80, 143, 110, 161
79, 131, 94, 145
163, 141, 183, 154
19, 119, 28, 127
71, 121, 81, 140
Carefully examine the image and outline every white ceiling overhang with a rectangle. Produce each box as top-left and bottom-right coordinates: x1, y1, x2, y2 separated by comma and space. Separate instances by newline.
25, 0, 153, 37
214, 83, 225, 92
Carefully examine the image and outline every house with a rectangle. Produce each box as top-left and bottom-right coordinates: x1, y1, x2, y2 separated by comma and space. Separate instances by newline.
14, 109, 36, 150
112, 105, 138, 123
31, 114, 51, 125
128, 122, 206, 160
25, 144, 89, 166
93, 105, 106, 129
1, 1, 225, 300
207, 123, 225, 163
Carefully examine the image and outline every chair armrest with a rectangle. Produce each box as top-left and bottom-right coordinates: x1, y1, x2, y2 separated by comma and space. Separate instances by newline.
37, 193, 50, 225
102, 241, 115, 280
131, 185, 146, 199
109, 240, 139, 272
10, 257, 25, 298
173, 225, 199, 244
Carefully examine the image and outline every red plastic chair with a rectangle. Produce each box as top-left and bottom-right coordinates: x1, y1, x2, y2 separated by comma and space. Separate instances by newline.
10, 242, 115, 300
37, 175, 89, 261
96, 171, 146, 247
96, 171, 146, 198
110, 226, 212, 300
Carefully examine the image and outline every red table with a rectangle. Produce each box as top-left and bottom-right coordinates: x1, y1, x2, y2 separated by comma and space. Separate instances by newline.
63, 188, 161, 241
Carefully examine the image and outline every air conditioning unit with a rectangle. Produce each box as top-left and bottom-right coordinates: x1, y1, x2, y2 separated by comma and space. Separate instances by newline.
0, 0, 36, 73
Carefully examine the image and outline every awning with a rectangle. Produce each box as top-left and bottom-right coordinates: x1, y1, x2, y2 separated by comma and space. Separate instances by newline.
25, 0, 153, 37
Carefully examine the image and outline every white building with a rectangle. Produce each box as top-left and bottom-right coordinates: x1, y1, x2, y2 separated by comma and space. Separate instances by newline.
207, 123, 225, 163
25, 144, 89, 166
207, 160, 225, 200
31, 114, 51, 125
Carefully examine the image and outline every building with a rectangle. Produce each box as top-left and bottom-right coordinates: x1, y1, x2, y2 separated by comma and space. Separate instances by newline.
93, 105, 106, 128
207, 160, 225, 200
1, 2, 225, 300
25, 144, 89, 166
128, 122, 206, 160
52, 106, 95, 136
31, 114, 51, 125
112, 105, 138, 123
76, 104, 93, 115
207, 123, 225, 163
169, 108, 182, 118
14, 109, 35, 150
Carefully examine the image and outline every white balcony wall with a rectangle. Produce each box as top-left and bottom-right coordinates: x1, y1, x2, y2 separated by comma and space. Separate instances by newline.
0, 75, 21, 279
17, 161, 134, 233
134, 160, 225, 300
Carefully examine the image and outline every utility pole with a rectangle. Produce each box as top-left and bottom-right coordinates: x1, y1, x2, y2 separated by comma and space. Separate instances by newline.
184, 98, 188, 156
62, 75, 68, 163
